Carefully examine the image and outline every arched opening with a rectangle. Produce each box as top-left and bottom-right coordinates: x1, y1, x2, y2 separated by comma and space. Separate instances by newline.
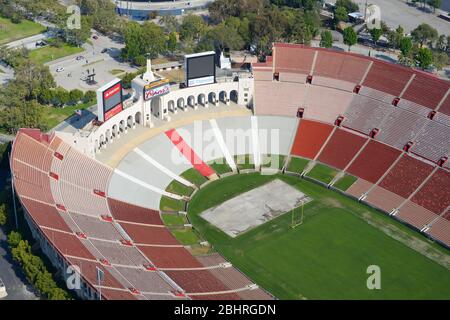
168, 100, 175, 112
219, 91, 227, 103
197, 93, 206, 106
230, 90, 238, 103
135, 112, 142, 125
187, 95, 196, 108
99, 134, 105, 148
208, 92, 217, 105
105, 129, 111, 142
127, 115, 133, 128
119, 120, 125, 133
151, 97, 161, 117
112, 124, 118, 138
177, 97, 185, 110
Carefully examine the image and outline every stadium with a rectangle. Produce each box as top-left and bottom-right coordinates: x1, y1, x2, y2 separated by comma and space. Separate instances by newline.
9, 43, 450, 300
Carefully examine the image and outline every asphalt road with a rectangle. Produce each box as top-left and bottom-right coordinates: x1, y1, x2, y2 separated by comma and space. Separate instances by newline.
47, 33, 138, 92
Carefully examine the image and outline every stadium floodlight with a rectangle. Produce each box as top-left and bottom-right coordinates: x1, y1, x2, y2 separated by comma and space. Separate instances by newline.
291, 200, 304, 229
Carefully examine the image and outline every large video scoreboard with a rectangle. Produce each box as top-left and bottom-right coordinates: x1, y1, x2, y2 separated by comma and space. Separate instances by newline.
97, 78, 123, 122
184, 51, 216, 87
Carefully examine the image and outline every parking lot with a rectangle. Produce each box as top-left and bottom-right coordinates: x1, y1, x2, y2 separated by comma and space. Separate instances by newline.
47, 33, 139, 92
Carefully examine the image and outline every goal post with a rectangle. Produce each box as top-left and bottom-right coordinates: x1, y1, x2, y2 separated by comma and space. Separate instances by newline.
291, 200, 304, 229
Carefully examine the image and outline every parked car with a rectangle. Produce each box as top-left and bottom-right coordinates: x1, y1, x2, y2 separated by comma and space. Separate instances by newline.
92, 35, 98, 40
0, 278, 7, 299
35, 41, 46, 47
56, 67, 64, 73
75, 55, 84, 61
101, 48, 108, 54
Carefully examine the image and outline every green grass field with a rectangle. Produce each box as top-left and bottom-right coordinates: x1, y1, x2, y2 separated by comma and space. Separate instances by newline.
181, 168, 207, 187
208, 158, 232, 175
41, 100, 95, 129
187, 173, 450, 299
234, 154, 255, 170
159, 196, 185, 212
261, 154, 285, 169
29, 43, 83, 64
287, 157, 309, 173
171, 228, 200, 245
161, 213, 187, 226
334, 174, 358, 191
0, 17, 46, 45
306, 163, 339, 184
165, 180, 194, 197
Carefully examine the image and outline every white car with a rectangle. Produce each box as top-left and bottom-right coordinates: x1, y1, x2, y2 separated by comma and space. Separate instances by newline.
56, 67, 64, 73
0, 278, 7, 299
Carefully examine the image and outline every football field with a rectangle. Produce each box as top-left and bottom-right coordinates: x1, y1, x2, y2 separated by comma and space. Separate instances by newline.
187, 173, 450, 299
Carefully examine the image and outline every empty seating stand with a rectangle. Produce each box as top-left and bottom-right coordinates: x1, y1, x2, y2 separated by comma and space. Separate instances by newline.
290, 120, 334, 159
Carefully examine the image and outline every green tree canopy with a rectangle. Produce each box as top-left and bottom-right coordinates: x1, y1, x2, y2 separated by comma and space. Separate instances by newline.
411, 23, 438, 47
343, 26, 357, 51
320, 30, 333, 48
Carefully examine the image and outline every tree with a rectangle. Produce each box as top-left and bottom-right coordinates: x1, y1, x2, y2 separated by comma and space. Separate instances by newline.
63, 15, 92, 46
69, 89, 84, 105
7, 231, 22, 248
427, 0, 441, 12
334, 6, 348, 23
320, 30, 333, 48
0, 204, 7, 226
399, 37, 413, 57
78, 0, 118, 34
166, 32, 178, 55
335, 0, 359, 13
343, 26, 357, 51
411, 23, 438, 47
415, 47, 433, 69
179, 14, 207, 42
159, 15, 179, 33
436, 34, 447, 51
370, 28, 383, 46
433, 51, 448, 70
209, 21, 244, 52
83, 90, 96, 103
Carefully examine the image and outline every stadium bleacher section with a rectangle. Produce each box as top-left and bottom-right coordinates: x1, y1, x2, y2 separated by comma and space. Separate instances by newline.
11, 45, 450, 300
317, 128, 367, 170
347, 141, 402, 184
411, 168, 450, 214
12, 129, 261, 300
379, 154, 435, 199
362, 60, 413, 98
290, 120, 334, 159
401, 73, 449, 110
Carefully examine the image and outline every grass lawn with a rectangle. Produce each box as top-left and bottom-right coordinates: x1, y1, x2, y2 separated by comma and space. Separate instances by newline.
208, 158, 232, 175
29, 43, 84, 64
287, 157, 309, 173
165, 180, 194, 197
234, 154, 255, 170
41, 100, 95, 129
159, 196, 185, 212
171, 228, 200, 245
109, 69, 125, 76
181, 168, 207, 187
334, 174, 358, 191
161, 213, 187, 226
261, 154, 285, 169
188, 173, 450, 299
0, 17, 46, 45
306, 163, 339, 184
